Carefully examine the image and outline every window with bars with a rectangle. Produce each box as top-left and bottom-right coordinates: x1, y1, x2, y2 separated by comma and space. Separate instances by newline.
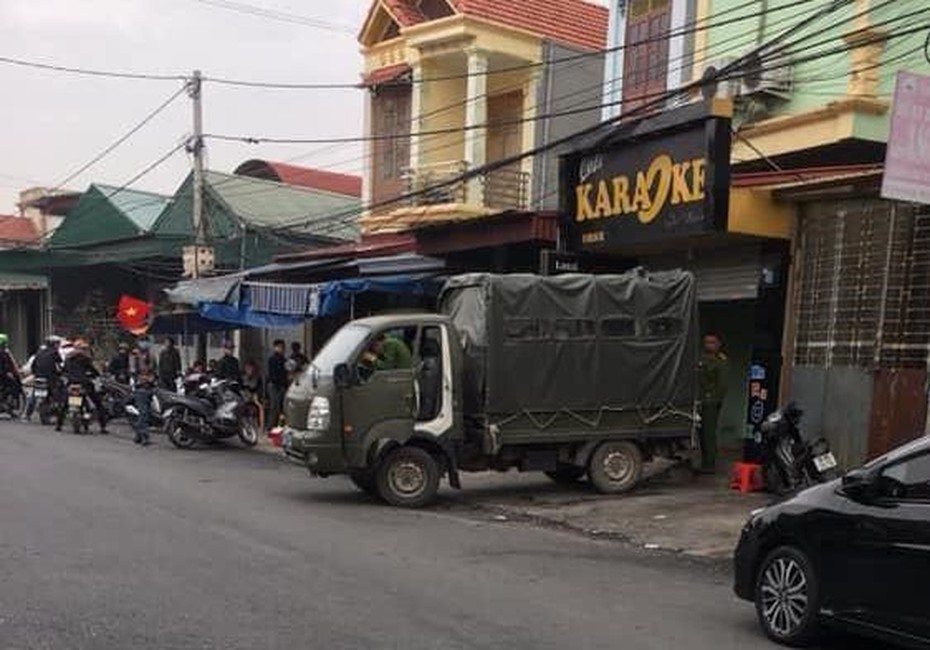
793, 200, 930, 369
623, 0, 671, 112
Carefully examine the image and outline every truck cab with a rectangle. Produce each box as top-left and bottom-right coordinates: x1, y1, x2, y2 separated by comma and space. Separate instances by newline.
283, 314, 464, 507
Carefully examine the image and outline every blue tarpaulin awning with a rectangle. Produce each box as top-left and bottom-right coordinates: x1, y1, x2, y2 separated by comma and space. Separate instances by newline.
163, 254, 446, 328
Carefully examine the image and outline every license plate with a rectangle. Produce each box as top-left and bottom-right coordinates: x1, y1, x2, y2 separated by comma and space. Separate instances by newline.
68, 396, 83, 408
34, 389, 47, 398
283, 431, 293, 449
813, 452, 837, 472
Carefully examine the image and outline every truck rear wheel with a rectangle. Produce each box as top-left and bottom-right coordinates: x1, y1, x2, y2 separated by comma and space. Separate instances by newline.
588, 441, 643, 494
376, 446, 440, 508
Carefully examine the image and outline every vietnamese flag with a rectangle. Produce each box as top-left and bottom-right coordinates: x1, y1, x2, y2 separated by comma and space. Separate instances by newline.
117, 295, 151, 335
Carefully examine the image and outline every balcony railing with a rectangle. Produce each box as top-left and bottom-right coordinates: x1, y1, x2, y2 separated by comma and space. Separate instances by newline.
403, 161, 468, 206
484, 167, 530, 211
403, 161, 530, 211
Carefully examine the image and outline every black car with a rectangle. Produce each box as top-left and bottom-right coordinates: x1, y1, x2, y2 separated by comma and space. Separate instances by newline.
734, 436, 930, 648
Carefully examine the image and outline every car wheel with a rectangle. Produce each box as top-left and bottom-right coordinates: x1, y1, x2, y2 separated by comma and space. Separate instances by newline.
376, 446, 440, 508
755, 546, 821, 646
544, 464, 586, 485
587, 441, 643, 494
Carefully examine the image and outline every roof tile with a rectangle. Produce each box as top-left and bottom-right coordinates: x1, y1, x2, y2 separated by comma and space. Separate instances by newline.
234, 160, 362, 198
450, 0, 608, 51
0, 216, 39, 245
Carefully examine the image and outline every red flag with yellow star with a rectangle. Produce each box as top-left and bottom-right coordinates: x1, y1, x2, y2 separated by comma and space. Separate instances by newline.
117, 295, 151, 335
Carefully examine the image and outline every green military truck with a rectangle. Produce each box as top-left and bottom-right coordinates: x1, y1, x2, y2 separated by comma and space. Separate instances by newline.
283, 270, 699, 507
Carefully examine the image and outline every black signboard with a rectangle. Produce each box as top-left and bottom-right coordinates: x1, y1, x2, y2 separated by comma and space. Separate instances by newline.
561, 103, 732, 250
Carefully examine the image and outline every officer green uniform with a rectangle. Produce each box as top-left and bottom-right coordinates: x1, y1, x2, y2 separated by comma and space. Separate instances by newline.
698, 351, 728, 473
374, 337, 412, 371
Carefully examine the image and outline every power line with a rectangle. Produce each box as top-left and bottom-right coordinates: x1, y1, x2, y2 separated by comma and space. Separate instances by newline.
204, 0, 822, 90
204, 0, 906, 204
53, 84, 188, 190
257, 1, 907, 238
0, 0, 816, 91
0, 55, 187, 82
207, 0, 831, 194
188, 0, 355, 33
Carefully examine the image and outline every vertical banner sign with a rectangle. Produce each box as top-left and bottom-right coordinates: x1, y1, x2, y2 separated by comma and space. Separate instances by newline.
561, 104, 732, 250
882, 71, 930, 205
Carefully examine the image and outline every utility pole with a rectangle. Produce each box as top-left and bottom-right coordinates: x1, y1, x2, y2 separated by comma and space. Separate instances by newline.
189, 69, 206, 257
186, 69, 210, 363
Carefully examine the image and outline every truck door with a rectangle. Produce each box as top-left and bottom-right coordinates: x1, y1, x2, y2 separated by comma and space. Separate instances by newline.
341, 326, 417, 453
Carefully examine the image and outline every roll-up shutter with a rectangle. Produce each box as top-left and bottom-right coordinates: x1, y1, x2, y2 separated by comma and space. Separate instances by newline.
649, 245, 761, 302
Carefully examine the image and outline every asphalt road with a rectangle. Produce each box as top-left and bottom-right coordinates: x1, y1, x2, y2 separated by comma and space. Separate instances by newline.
0, 422, 878, 650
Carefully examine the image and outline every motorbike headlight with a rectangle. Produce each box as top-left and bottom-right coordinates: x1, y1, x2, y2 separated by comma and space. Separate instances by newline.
306, 396, 331, 431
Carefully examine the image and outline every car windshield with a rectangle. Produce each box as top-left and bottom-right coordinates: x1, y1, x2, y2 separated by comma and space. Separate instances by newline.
307, 324, 371, 375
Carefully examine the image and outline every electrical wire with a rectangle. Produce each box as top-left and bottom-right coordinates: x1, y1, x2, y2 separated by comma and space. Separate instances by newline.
0, 0, 817, 91
205, 0, 821, 90
53, 84, 188, 190
206, 0, 838, 199
188, 0, 355, 33
0, 55, 187, 82
259, 6, 918, 239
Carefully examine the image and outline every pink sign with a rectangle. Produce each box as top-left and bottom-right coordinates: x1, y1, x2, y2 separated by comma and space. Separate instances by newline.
882, 71, 930, 205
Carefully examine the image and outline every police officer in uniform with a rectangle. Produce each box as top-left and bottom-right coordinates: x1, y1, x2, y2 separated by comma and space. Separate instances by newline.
698, 333, 729, 474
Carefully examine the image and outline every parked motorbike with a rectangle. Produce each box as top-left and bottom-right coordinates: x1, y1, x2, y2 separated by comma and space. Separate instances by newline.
66, 379, 98, 434
31, 377, 55, 425
99, 376, 133, 421
162, 377, 260, 449
760, 403, 838, 494
0, 381, 23, 419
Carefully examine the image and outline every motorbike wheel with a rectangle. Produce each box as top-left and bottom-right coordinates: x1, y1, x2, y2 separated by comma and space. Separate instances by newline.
165, 413, 197, 449
70, 414, 82, 435
38, 402, 51, 426
237, 405, 260, 447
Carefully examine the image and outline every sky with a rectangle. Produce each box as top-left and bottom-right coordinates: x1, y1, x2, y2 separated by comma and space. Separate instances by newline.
0, 0, 376, 213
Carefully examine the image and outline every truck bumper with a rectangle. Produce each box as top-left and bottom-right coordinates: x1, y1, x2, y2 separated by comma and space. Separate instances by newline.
282, 427, 347, 475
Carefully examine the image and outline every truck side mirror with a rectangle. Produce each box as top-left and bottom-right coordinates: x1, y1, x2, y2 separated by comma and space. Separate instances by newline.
333, 363, 354, 390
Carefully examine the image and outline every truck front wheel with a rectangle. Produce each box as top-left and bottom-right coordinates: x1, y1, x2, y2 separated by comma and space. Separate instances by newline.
588, 441, 643, 494
376, 446, 440, 508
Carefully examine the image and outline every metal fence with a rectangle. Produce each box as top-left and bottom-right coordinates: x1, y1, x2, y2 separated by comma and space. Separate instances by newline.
793, 200, 930, 369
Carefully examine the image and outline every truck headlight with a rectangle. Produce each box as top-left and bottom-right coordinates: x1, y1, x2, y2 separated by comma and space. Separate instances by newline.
306, 396, 331, 431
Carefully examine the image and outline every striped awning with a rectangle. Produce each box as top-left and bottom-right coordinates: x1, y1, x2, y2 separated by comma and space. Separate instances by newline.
245, 281, 320, 316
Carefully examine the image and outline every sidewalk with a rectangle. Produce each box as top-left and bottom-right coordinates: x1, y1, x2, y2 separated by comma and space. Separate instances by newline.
450, 463, 773, 559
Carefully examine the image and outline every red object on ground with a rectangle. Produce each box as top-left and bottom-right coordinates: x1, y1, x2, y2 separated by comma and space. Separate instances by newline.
730, 462, 765, 494
116, 295, 151, 335
268, 428, 283, 448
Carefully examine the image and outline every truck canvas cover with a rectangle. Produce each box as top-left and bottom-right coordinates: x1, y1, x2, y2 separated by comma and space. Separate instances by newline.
439, 270, 698, 420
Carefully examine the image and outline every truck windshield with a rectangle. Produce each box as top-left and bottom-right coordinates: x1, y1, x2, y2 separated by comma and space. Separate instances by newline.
308, 324, 371, 375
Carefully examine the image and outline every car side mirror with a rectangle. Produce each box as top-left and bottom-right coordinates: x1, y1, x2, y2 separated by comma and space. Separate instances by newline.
333, 363, 354, 390
842, 468, 877, 502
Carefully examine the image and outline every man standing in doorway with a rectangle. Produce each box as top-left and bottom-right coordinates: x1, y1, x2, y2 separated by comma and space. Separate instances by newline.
266, 339, 287, 431
698, 333, 729, 474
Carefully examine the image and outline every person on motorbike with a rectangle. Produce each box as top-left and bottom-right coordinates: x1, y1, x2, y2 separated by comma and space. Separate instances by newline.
59, 340, 107, 433
108, 342, 131, 384
0, 334, 22, 408
25, 338, 62, 421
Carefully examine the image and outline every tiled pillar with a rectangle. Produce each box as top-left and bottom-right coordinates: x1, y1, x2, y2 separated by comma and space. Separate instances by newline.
464, 47, 488, 206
